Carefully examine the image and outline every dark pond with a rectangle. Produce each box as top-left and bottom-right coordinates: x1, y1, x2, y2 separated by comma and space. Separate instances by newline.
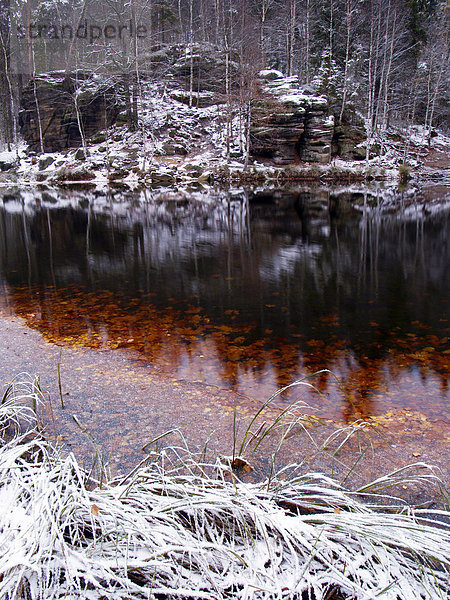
0, 185, 449, 426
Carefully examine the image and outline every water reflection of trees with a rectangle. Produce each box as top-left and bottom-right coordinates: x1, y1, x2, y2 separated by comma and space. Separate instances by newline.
0, 189, 448, 420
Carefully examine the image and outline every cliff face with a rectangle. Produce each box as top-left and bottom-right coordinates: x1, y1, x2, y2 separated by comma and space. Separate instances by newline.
19, 72, 120, 152
332, 124, 367, 160
250, 71, 335, 165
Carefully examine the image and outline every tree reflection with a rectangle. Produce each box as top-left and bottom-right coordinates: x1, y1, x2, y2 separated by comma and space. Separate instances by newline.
0, 189, 448, 422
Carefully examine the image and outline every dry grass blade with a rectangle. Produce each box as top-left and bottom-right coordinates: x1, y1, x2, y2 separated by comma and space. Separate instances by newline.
0, 373, 42, 439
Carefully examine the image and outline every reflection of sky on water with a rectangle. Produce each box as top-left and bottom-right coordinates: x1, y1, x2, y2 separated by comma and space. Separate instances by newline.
0, 187, 448, 424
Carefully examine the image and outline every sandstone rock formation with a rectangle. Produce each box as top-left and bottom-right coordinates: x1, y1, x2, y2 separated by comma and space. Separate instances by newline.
332, 124, 366, 160
170, 43, 238, 93
19, 72, 120, 152
169, 89, 227, 108
250, 70, 335, 165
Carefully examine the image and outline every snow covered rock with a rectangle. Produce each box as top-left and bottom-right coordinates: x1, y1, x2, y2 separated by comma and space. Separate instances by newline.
169, 89, 226, 108
250, 71, 334, 165
38, 155, 55, 170
162, 142, 188, 156
0, 151, 18, 171
171, 44, 238, 93
259, 69, 285, 81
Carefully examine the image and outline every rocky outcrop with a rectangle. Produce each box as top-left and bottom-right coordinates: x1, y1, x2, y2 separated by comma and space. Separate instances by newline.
170, 44, 238, 93
300, 111, 335, 163
250, 71, 334, 165
250, 99, 306, 165
332, 124, 366, 160
19, 72, 121, 152
169, 89, 227, 108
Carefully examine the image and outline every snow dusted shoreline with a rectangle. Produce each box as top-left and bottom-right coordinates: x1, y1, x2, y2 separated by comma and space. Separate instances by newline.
0, 139, 447, 191
0, 140, 447, 194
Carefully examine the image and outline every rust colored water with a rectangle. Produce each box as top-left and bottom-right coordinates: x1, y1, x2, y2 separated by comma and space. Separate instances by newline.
0, 187, 448, 430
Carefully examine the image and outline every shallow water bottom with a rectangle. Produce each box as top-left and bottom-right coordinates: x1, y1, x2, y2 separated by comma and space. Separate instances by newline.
1, 312, 447, 503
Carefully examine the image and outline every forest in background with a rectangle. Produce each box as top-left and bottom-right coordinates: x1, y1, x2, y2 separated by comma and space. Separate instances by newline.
0, 0, 448, 154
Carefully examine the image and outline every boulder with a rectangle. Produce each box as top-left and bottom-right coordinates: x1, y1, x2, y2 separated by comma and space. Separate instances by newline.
151, 172, 176, 185
108, 168, 128, 181
183, 163, 204, 177
19, 72, 121, 152
54, 166, 95, 182
38, 155, 55, 170
74, 148, 87, 161
169, 89, 227, 108
259, 69, 285, 81
0, 152, 18, 171
162, 143, 188, 156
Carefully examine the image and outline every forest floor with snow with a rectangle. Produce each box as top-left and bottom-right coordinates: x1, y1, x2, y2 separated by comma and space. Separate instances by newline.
1, 77, 449, 193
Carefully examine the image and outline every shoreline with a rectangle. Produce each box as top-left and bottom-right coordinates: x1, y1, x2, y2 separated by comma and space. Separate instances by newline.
1, 157, 448, 190
1, 120, 448, 191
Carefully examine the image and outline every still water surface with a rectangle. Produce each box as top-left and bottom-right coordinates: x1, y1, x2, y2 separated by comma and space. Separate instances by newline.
0, 186, 449, 425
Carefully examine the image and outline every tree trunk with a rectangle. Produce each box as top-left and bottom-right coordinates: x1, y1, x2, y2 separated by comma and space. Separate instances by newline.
74, 75, 87, 158
426, 48, 446, 146
305, 0, 310, 84
178, 0, 184, 40
64, 0, 88, 77
339, 0, 352, 124
287, 0, 296, 76
189, 0, 194, 107
329, 0, 334, 62
0, 0, 15, 148
31, 47, 44, 153
374, 0, 391, 134
366, 11, 375, 162
381, 3, 397, 137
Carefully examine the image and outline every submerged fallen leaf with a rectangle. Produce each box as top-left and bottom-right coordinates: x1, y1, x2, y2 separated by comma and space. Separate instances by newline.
230, 457, 252, 472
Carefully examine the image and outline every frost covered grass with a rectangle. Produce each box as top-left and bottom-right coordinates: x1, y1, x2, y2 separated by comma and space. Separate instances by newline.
1, 376, 449, 600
